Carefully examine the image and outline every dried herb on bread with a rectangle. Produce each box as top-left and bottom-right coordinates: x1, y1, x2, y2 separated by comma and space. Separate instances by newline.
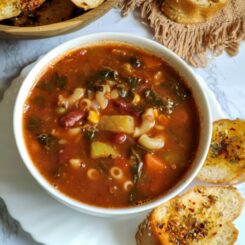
198, 119, 245, 184
136, 186, 244, 245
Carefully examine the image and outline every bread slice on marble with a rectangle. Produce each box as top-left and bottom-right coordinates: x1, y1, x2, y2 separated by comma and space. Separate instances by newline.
198, 119, 245, 184
136, 185, 244, 245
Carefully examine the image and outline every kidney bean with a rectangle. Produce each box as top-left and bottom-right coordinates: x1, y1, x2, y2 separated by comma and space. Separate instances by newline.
113, 100, 131, 113
59, 110, 85, 128
112, 133, 127, 144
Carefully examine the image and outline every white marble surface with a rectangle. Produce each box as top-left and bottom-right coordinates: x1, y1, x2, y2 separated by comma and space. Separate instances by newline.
0, 8, 244, 245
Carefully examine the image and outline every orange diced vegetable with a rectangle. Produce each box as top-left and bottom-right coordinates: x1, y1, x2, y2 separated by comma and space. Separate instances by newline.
145, 153, 166, 173
144, 153, 166, 193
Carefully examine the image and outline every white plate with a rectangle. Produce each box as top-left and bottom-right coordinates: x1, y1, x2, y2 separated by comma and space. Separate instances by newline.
0, 62, 244, 245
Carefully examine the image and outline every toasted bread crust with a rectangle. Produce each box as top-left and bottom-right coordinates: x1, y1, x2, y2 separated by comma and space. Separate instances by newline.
136, 215, 161, 245
161, 0, 228, 24
0, 0, 46, 21
198, 119, 245, 184
136, 186, 244, 245
71, 0, 105, 10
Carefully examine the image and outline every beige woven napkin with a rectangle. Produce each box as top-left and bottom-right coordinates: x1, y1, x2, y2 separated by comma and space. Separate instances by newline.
121, 0, 245, 67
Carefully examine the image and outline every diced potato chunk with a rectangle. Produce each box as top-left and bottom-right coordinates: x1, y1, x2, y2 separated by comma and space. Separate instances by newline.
91, 141, 119, 159
99, 115, 135, 134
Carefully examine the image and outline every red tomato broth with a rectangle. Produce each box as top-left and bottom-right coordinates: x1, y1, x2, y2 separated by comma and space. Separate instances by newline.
22, 43, 200, 208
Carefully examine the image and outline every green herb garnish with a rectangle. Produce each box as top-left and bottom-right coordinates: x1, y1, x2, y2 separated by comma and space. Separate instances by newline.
37, 133, 57, 151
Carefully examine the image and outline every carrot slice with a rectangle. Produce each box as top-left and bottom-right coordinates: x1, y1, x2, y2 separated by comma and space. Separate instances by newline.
145, 153, 165, 173
144, 153, 166, 193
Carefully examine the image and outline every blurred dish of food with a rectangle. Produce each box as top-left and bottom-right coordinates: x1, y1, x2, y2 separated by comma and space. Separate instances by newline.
0, 0, 115, 38
0, 0, 45, 21
0, 0, 105, 26
136, 185, 244, 245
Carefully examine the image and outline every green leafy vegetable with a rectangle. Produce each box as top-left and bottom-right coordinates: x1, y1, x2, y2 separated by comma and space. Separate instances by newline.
129, 57, 142, 68
117, 85, 128, 98
37, 133, 57, 151
129, 149, 143, 184
32, 96, 46, 107
53, 73, 68, 90
97, 161, 109, 174
26, 117, 41, 133
161, 81, 190, 101
37, 80, 53, 93
125, 77, 141, 91
143, 88, 155, 104
84, 128, 97, 142
96, 69, 119, 81
125, 90, 135, 102
37, 72, 67, 92
143, 88, 175, 114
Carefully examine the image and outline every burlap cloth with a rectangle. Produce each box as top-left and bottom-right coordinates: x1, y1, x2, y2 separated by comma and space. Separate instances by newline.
120, 0, 245, 67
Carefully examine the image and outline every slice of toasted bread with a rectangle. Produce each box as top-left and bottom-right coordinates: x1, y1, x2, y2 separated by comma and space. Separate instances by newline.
0, 0, 21, 21
71, 0, 105, 10
161, 0, 228, 24
20, 0, 45, 11
198, 119, 245, 184
0, 0, 46, 21
136, 186, 244, 245
12, 0, 76, 27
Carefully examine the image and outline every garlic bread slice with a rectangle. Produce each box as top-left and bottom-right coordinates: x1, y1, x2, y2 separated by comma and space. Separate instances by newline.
136, 186, 244, 245
198, 119, 245, 184
0, 0, 45, 21
0, 0, 21, 21
70, 0, 105, 10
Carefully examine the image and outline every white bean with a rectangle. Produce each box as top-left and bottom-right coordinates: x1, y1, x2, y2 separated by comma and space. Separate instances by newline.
110, 89, 119, 99
68, 127, 81, 136
69, 159, 81, 168
134, 108, 155, 137
138, 134, 165, 150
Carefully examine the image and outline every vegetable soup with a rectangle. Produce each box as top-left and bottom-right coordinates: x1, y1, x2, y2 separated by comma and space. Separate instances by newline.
23, 43, 200, 207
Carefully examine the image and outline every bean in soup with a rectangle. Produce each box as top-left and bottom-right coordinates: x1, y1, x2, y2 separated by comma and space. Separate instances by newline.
23, 43, 200, 207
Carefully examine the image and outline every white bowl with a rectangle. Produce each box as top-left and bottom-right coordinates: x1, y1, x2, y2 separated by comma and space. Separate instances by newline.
13, 33, 212, 217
